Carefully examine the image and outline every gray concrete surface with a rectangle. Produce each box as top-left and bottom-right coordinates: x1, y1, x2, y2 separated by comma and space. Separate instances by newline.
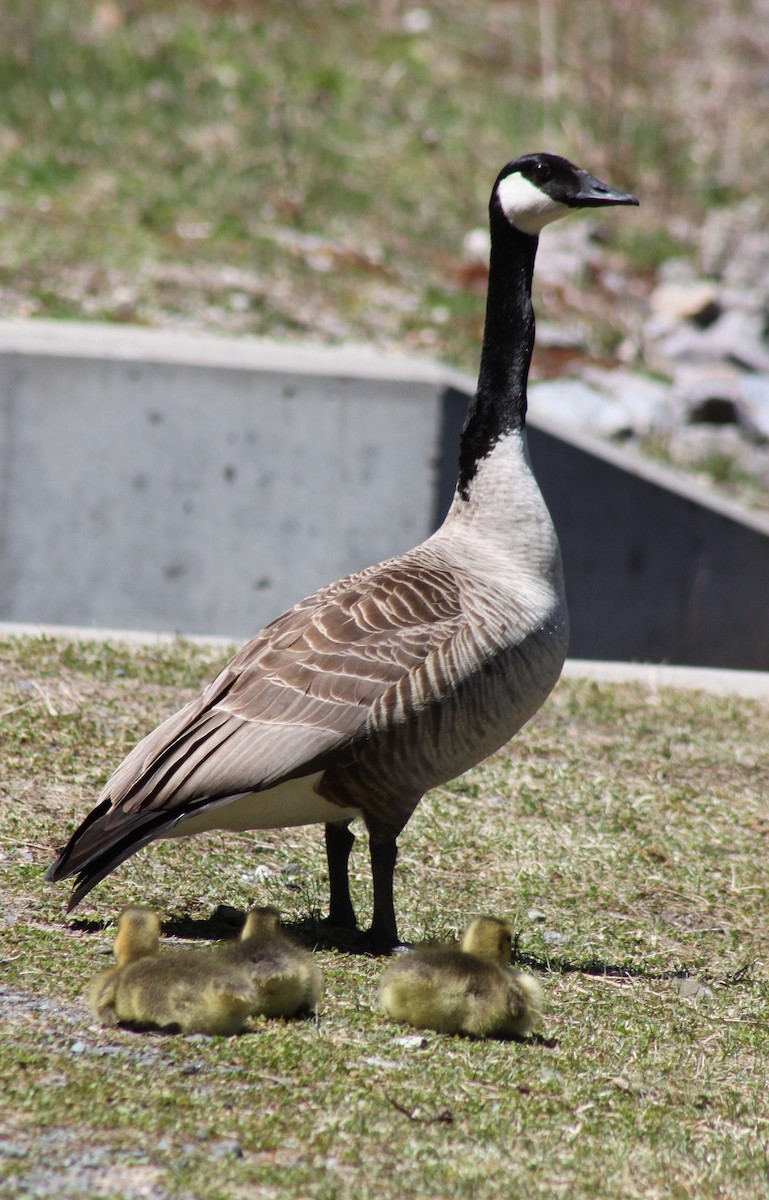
0, 320, 457, 638
1, 318, 768, 667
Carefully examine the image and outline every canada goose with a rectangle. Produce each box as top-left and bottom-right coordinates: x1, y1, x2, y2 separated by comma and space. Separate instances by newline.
218, 905, 323, 1018
47, 153, 637, 952
379, 915, 542, 1038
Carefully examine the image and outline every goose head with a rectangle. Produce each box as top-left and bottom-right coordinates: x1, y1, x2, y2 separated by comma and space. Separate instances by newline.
493, 152, 638, 237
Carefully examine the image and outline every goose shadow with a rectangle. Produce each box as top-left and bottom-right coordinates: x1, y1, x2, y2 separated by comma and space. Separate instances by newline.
70, 907, 388, 955
70, 912, 753, 980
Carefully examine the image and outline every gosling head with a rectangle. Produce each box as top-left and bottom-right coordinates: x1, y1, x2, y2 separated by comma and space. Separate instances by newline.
113, 906, 161, 966
460, 916, 514, 966
493, 152, 638, 237
240, 905, 282, 940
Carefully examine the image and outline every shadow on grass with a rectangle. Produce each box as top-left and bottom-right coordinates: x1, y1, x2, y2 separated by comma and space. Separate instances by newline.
513, 944, 754, 986
70, 906, 385, 955
69, 910, 755, 983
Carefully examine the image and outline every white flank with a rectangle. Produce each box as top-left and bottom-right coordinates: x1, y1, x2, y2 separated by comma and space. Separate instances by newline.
495, 173, 570, 236
166, 772, 361, 839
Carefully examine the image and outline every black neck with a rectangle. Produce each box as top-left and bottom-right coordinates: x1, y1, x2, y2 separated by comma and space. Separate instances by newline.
456, 214, 538, 500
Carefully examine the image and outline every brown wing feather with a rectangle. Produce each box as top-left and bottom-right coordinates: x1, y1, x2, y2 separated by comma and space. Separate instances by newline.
100, 553, 466, 817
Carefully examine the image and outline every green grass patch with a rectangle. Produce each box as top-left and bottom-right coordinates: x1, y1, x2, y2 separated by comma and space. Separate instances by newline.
2, 0, 750, 367
1, 634, 768, 1198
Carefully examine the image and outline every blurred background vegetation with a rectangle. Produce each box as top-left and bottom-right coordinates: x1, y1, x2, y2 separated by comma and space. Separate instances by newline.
0, 0, 765, 367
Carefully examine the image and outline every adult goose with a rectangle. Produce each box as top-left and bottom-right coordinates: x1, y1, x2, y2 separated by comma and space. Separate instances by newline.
48, 153, 637, 952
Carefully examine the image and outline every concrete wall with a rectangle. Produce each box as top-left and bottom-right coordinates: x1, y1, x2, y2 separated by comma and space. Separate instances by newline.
2, 319, 769, 667
0, 322, 452, 638
525, 419, 769, 669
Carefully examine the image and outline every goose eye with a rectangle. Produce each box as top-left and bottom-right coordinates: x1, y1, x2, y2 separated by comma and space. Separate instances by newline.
531, 160, 552, 185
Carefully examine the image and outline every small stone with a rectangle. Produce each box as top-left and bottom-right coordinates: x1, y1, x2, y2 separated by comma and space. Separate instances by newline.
674, 977, 713, 999
209, 1140, 243, 1159
527, 909, 547, 923
402, 8, 432, 34
528, 379, 605, 430
241, 865, 273, 884
0, 1141, 29, 1159
541, 930, 568, 946
536, 321, 585, 350
462, 227, 489, 264
393, 1034, 429, 1050
361, 1056, 400, 1070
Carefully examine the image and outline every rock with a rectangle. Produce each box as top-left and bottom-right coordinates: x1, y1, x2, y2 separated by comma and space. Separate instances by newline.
461, 227, 489, 265
583, 368, 674, 436
674, 977, 713, 999
528, 379, 608, 431
653, 309, 769, 372
536, 321, 586, 350
534, 220, 605, 286
736, 374, 769, 441
541, 929, 568, 946
208, 1140, 244, 1160
699, 196, 769, 287
657, 256, 700, 285
529, 371, 673, 440
712, 310, 769, 372
241, 865, 273, 885
649, 280, 720, 327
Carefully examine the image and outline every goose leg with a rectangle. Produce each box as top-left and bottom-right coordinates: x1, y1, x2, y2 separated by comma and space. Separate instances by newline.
324, 821, 357, 930
366, 834, 400, 955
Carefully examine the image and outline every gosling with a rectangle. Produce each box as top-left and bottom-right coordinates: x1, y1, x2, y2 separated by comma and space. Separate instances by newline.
88, 905, 321, 1035
218, 906, 323, 1018
87, 906, 161, 1026
379, 916, 541, 1038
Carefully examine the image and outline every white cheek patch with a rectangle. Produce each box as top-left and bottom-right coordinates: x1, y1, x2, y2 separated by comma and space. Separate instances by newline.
495, 173, 571, 236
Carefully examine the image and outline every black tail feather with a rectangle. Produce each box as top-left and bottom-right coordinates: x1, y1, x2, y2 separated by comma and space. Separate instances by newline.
46, 803, 182, 910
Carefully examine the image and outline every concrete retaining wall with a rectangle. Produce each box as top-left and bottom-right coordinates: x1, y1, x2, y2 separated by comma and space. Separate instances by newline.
0, 321, 454, 638
1, 319, 768, 667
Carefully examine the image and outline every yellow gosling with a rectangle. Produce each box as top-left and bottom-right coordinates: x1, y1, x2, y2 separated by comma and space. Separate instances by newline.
88, 905, 322, 1034
87, 907, 161, 1026
112, 951, 255, 1036
219, 906, 323, 1019
379, 915, 541, 1039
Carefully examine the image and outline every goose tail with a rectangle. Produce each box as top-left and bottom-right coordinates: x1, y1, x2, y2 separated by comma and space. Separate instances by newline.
45, 802, 181, 910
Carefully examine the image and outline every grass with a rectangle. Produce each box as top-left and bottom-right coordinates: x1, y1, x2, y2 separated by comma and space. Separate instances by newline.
2, 0, 766, 373
1, 633, 769, 1198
